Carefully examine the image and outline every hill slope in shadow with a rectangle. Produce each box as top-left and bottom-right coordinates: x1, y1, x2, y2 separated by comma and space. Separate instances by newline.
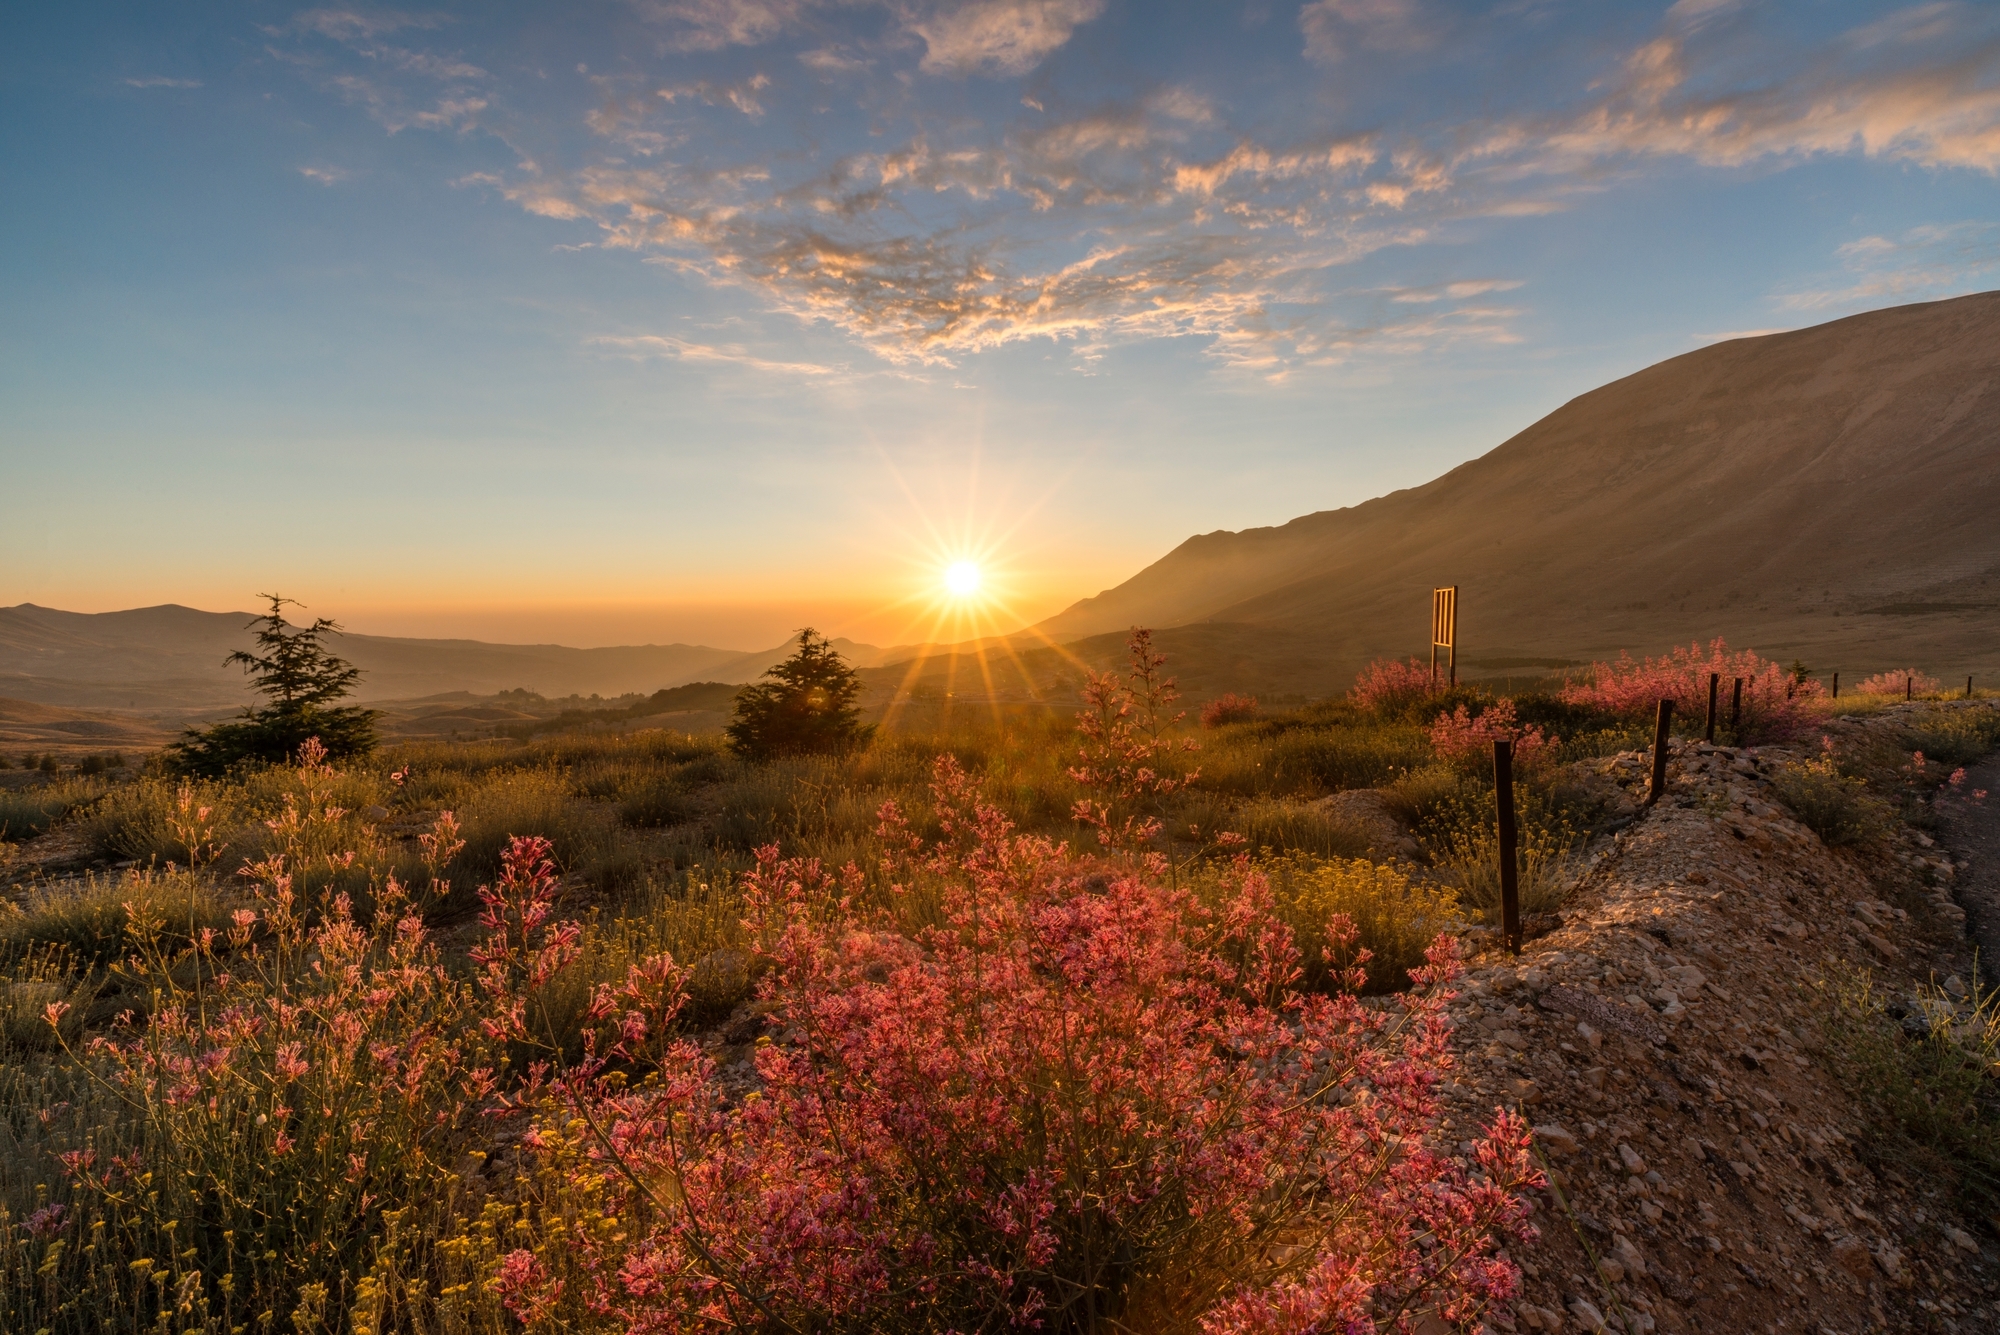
0, 604, 888, 712
1029, 291, 2000, 691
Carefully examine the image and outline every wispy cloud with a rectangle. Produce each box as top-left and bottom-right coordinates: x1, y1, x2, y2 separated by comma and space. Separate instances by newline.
1775, 220, 2000, 311
282, 0, 2000, 374
905, 0, 1106, 77
1299, 0, 1431, 66
659, 73, 773, 117
124, 75, 203, 89
636, 0, 1105, 76
298, 165, 353, 184
589, 332, 843, 377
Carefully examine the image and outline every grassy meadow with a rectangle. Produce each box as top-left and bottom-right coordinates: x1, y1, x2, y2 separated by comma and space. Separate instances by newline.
0, 646, 1990, 1333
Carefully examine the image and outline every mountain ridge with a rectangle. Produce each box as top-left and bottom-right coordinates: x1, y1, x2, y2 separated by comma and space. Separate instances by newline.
1030, 291, 2000, 682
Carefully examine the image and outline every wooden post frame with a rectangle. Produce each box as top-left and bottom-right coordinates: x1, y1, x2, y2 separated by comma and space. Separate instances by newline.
1494, 739, 1521, 955
1705, 673, 1719, 743
1430, 586, 1459, 689
1646, 698, 1674, 806
1832, 671, 1839, 699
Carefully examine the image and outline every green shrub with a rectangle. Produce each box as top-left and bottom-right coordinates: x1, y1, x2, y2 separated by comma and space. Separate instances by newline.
619, 776, 697, 828
1200, 720, 1430, 798
1818, 968, 2000, 1222
1253, 853, 1459, 993
1899, 705, 2000, 767
1771, 755, 1891, 846
0, 780, 102, 843
84, 776, 242, 865
452, 768, 609, 883
0, 869, 237, 968
1227, 798, 1375, 860
1416, 788, 1580, 923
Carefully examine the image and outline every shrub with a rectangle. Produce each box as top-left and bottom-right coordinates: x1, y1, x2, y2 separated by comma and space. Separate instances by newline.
1417, 788, 1580, 923
1199, 721, 1431, 799
1897, 706, 2000, 767
1349, 656, 1441, 718
1855, 669, 1939, 697
727, 628, 871, 760
1226, 797, 1375, 860
1200, 692, 1259, 728
1818, 969, 2000, 1222
1771, 747, 1891, 847
1427, 698, 1554, 772
1256, 853, 1461, 994
0, 868, 237, 968
504, 758, 1540, 1332
1070, 629, 1199, 852
0, 780, 101, 843
9, 806, 494, 1330
84, 776, 240, 865
452, 767, 608, 884
618, 776, 697, 828
1563, 638, 1818, 743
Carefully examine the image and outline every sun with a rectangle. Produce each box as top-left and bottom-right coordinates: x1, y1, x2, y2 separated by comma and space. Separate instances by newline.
944, 560, 982, 598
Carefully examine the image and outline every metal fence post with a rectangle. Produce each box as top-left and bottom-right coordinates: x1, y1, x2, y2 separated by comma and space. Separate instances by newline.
1495, 738, 1520, 955
1705, 672, 1719, 743
1646, 699, 1674, 806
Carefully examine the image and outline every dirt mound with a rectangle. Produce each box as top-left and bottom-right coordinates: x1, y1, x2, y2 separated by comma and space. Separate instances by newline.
1435, 715, 1999, 1331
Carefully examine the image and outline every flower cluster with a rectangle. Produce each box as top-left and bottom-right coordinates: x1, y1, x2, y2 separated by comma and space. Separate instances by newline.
1349, 657, 1442, 717
1855, 669, 1940, 696
1201, 691, 1260, 728
1563, 639, 1819, 742
1428, 698, 1555, 771
503, 757, 1540, 1333
1070, 628, 1201, 856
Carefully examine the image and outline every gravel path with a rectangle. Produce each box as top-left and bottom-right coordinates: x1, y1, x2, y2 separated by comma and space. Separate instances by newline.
1938, 751, 2000, 992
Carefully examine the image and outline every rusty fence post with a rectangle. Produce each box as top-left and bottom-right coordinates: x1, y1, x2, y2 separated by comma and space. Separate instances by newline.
1832, 671, 1839, 699
1731, 677, 1743, 741
1495, 738, 1520, 955
1705, 672, 1719, 743
1646, 698, 1674, 806
1907, 674, 1914, 702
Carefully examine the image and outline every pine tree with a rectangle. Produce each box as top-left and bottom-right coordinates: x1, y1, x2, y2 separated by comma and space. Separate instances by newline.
725, 628, 873, 760
167, 595, 380, 775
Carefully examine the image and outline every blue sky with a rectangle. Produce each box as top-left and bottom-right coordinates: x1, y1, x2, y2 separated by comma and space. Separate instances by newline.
3, 1, 1997, 649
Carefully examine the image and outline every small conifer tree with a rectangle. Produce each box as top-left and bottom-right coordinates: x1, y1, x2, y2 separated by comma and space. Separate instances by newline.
725, 628, 873, 759
167, 595, 379, 775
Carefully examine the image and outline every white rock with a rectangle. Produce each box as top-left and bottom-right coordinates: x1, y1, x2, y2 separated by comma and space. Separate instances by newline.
1946, 1225, 1979, 1253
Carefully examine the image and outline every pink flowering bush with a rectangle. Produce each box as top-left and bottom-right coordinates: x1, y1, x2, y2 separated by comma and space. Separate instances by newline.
7, 743, 521, 1331
1427, 699, 1554, 772
1201, 691, 1260, 729
1349, 658, 1442, 718
504, 757, 1539, 1333
1071, 628, 1200, 855
1855, 669, 1940, 697
1562, 638, 1819, 743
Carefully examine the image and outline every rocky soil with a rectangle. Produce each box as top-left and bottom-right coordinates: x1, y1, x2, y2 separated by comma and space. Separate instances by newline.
1438, 710, 1999, 1335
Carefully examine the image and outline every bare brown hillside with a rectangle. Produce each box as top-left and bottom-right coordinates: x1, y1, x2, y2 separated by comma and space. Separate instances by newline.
1035, 292, 2000, 686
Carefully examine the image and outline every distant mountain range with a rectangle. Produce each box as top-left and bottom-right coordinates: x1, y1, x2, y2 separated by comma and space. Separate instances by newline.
0, 603, 891, 713
10, 293, 1997, 722
1019, 290, 2000, 693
